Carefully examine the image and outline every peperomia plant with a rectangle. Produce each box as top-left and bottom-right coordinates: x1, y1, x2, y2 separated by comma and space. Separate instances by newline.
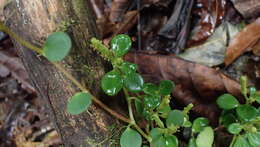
216, 76, 260, 147
1, 20, 259, 146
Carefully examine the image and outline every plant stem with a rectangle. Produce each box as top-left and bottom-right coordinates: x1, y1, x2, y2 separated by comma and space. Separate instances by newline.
0, 22, 131, 124
53, 63, 131, 124
229, 135, 237, 147
123, 88, 152, 143
0, 22, 43, 54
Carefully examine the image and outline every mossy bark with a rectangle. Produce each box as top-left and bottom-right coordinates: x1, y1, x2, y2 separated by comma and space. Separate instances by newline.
3, 0, 122, 146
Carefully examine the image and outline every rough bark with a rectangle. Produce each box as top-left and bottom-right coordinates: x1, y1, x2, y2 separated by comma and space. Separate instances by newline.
3, 0, 122, 146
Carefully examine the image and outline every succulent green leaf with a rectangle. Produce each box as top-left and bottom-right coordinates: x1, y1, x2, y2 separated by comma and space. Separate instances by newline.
233, 136, 251, 147
144, 95, 161, 110
43, 32, 72, 61
165, 135, 178, 147
236, 105, 257, 121
246, 132, 260, 146
196, 127, 214, 147
143, 83, 159, 95
192, 117, 209, 133
217, 94, 239, 110
159, 80, 175, 96
120, 62, 137, 75
101, 70, 123, 96
67, 92, 92, 115
228, 123, 242, 135
110, 34, 132, 57
124, 73, 144, 93
120, 128, 142, 147
166, 110, 185, 127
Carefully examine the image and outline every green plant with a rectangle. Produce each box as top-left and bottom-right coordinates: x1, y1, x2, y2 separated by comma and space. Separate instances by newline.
216, 76, 260, 147
1, 20, 259, 146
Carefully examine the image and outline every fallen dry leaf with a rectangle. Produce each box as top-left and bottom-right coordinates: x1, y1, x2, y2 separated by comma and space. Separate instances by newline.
124, 52, 243, 124
224, 17, 260, 66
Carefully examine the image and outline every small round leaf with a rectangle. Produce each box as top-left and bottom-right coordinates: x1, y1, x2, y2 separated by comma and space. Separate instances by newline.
217, 94, 239, 110
110, 34, 132, 57
120, 62, 137, 75
43, 32, 72, 61
120, 128, 142, 147
159, 80, 175, 96
124, 73, 144, 93
165, 135, 178, 147
143, 83, 159, 95
196, 127, 214, 147
192, 117, 209, 133
101, 70, 123, 96
236, 105, 257, 121
67, 92, 92, 115
166, 110, 185, 127
150, 128, 162, 141
228, 123, 242, 134
144, 95, 161, 110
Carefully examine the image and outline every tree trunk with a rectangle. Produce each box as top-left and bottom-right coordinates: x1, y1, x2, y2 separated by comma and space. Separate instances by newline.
3, 0, 122, 146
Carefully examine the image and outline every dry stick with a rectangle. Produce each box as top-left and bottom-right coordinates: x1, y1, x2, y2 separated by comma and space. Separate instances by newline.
0, 22, 131, 124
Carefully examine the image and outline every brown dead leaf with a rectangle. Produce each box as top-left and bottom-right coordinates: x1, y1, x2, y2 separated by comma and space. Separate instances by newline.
252, 39, 260, 56
109, 0, 130, 22
224, 17, 260, 66
187, 0, 226, 47
124, 52, 243, 124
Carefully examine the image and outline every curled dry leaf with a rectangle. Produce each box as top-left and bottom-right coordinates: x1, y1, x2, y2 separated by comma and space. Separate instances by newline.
225, 18, 260, 66
124, 52, 243, 124
180, 22, 242, 67
187, 0, 226, 47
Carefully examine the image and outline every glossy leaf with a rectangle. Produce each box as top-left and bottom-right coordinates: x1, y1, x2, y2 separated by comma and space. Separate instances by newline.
101, 70, 123, 96
159, 80, 174, 96
120, 128, 142, 147
120, 62, 137, 75
196, 127, 214, 147
228, 123, 242, 135
43, 32, 72, 61
67, 92, 92, 115
165, 135, 178, 147
233, 136, 251, 147
249, 87, 256, 97
246, 132, 260, 146
166, 110, 184, 127
236, 105, 257, 121
192, 117, 209, 133
143, 83, 158, 95
110, 34, 132, 57
124, 73, 144, 93
144, 95, 161, 110
217, 94, 239, 110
